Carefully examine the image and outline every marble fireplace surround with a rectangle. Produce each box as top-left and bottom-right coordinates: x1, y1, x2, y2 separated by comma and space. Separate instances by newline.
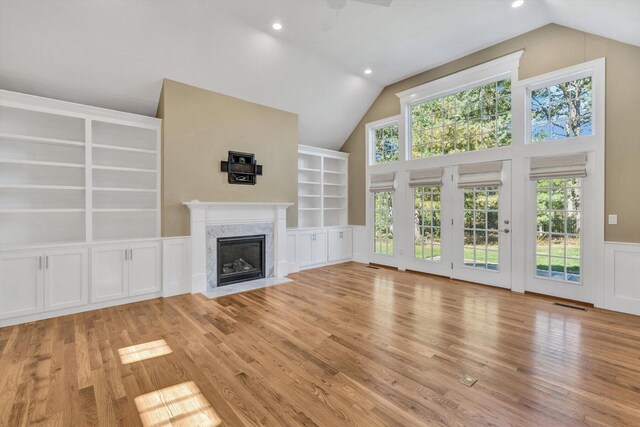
183, 201, 292, 293
206, 223, 273, 290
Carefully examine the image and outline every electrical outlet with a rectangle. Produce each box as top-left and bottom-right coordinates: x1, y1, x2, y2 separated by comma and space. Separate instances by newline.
608, 214, 618, 225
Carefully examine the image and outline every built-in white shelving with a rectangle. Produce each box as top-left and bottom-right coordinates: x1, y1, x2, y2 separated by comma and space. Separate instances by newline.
0, 90, 161, 249
297, 145, 348, 228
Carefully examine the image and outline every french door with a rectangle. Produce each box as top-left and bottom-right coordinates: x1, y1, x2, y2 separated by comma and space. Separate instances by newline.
403, 160, 511, 289
524, 172, 595, 303
451, 160, 511, 288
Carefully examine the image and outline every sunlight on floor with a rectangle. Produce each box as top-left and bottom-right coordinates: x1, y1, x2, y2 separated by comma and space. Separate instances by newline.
135, 381, 222, 427
118, 339, 173, 365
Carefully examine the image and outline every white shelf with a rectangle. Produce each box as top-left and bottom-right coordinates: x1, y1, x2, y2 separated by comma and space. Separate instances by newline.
92, 143, 157, 154
0, 208, 85, 213
1, 90, 161, 247
93, 208, 156, 213
93, 187, 157, 193
0, 133, 84, 147
0, 158, 84, 168
0, 184, 85, 190
0, 105, 85, 142
92, 165, 155, 173
298, 146, 348, 228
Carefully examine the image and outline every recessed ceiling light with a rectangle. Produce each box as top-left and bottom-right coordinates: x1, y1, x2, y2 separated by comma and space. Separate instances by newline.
364, 68, 373, 75
511, 0, 524, 7
272, 22, 282, 30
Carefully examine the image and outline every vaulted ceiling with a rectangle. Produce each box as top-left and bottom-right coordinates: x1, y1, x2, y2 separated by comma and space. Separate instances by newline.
1, 0, 638, 150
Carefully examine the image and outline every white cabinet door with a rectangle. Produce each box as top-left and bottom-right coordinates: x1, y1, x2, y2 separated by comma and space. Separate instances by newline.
44, 247, 88, 311
128, 242, 161, 296
295, 233, 314, 267
0, 251, 43, 319
328, 229, 352, 262
310, 231, 327, 265
91, 244, 128, 303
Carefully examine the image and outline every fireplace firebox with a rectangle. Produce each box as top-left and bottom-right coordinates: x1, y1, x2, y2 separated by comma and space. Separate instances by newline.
217, 234, 266, 286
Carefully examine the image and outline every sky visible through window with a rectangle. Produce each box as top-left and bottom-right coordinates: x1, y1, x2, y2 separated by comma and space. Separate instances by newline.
531, 77, 592, 142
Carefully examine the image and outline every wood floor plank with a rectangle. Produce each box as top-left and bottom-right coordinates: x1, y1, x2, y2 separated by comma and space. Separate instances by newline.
1, 262, 640, 426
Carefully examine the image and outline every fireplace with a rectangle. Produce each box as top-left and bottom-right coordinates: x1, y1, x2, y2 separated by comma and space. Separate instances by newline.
217, 234, 266, 286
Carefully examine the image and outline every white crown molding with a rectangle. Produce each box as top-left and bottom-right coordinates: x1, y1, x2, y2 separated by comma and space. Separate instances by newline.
395, 50, 524, 104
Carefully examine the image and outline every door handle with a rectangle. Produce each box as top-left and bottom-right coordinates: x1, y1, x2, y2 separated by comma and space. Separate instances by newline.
45, 256, 49, 269
500, 228, 510, 234
130, 249, 133, 260
39, 256, 42, 270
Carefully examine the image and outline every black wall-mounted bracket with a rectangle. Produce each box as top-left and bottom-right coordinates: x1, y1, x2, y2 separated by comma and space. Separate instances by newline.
220, 151, 263, 185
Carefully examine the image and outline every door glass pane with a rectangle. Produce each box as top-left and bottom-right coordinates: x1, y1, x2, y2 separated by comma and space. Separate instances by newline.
463, 186, 499, 270
374, 191, 393, 255
414, 186, 441, 262
535, 178, 581, 282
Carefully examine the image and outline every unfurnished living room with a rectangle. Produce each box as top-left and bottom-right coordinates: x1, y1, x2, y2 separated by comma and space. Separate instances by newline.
0, 0, 639, 425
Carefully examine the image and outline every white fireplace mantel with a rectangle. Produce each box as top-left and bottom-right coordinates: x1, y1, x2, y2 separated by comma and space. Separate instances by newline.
183, 201, 293, 293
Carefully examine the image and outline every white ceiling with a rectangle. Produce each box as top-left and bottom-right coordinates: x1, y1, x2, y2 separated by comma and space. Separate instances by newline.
1, 0, 638, 150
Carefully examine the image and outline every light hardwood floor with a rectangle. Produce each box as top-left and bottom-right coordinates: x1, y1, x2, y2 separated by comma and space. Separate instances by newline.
1, 262, 640, 426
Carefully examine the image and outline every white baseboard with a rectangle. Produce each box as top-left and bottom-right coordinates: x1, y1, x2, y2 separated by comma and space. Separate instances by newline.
604, 241, 640, 316
295, 258, 353, 272
0, 292, 162, 328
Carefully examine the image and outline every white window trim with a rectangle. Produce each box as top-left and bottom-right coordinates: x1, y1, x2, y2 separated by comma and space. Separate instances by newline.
365, 115, 401, 167
519, 61, 600, 147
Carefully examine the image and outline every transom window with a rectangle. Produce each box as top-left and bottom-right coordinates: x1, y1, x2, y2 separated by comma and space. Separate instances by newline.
535, 178, 581, 282
373, 124, 399, 164
464, 186, 499, 270
374, 191, 393, 255
410, 79, 511, 158
531, 76, 592, 142
414, 186, 441, 261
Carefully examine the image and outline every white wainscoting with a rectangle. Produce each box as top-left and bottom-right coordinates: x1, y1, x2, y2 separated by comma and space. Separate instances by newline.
604, 242, 640, 316
352, 225, 369, 264
286, 234, 298, 274
162, 237, 191, 297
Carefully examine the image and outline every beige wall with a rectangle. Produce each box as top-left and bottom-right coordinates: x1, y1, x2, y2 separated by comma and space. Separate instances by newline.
340, 24, 640, 243
158, 79, 299, 237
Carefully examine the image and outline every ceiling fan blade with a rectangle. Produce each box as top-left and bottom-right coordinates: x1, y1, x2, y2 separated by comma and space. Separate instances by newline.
353, 0, 393, 6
